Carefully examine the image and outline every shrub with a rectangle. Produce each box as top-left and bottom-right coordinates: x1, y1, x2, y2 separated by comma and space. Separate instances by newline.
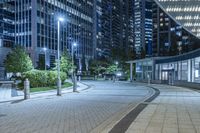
47, 71, 67, 85
4, 47, 33, 73
22, 70, 67, 88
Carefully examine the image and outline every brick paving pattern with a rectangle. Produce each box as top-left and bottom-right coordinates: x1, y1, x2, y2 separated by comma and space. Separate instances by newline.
126, 84, 200, 133
0, 81, 152, 133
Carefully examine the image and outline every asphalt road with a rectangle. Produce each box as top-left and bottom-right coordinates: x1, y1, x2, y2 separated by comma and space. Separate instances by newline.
0, 81, 152, 133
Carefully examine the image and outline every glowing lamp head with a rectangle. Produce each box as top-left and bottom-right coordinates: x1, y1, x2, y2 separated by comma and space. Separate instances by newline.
73, 43, 77, 47
43, 47, 47, 51
58, 17, 64, 22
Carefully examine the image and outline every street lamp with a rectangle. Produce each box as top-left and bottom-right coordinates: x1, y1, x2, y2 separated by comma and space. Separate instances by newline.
114, 61, 119, 82
43, 47, 47, 70
72, 42, 77, 92
57, 17, 64, 96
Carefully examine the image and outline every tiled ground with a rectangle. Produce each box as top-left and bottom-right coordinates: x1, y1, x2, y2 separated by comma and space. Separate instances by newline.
126, 85, 200, 133
0, 81, 152, 133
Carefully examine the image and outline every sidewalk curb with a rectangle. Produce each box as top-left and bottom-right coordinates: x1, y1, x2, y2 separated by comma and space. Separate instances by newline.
0, 82, 91, 104
109, 86, 160, 133
79, 81, 92, 91
30, 86, 73, 95
90, 85, 158, 133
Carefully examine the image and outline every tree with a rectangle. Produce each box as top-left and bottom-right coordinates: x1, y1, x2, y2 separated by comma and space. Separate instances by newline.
54, 51, 73, 75
37, 55, 45, 70
4, 47, 33, 73
127, 47, 136, 60
106, 64, 118, 74
89, 59, 108, 75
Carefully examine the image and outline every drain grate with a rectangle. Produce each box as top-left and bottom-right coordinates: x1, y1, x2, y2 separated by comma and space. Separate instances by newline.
0, 114, 7, 118
109, 87, 160, 133
142, 102, 159, 105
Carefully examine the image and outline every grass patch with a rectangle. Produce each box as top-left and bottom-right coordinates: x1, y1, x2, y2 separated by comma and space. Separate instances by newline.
30, 82, 72, 93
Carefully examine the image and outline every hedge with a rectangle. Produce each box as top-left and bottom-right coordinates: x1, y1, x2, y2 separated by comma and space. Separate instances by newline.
22, 70, 67, 88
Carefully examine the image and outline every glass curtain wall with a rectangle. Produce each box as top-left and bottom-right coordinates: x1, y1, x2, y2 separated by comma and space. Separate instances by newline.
136, 60, 153, 80
155, 57, 200, 83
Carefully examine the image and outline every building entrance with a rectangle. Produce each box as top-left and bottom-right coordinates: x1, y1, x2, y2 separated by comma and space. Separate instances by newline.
161, 69, 174, 85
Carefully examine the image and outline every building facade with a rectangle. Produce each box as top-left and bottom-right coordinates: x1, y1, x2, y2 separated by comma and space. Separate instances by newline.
100, 0, 135, 61
134, 0, 153, 58
156, 0, 200, 38
128, 0, 200, 88
128, 49, 200, 89
14, 0, 96, 71
0, 0, 15, 79
134, 0, 200, 58
152, 1, 200, 57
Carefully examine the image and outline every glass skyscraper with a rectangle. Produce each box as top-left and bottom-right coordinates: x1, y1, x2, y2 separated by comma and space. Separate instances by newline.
152, 1, 200, 57
156, 0, 200, 38
14, 0, 96, 70
134, 0, 153, 58
100, 0, 134, 61
0, 0, 97, 72
134, 0, 200, 59
0, 0, 15, 79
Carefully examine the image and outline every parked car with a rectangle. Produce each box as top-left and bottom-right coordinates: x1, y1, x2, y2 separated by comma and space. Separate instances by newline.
116, 72, 127, 81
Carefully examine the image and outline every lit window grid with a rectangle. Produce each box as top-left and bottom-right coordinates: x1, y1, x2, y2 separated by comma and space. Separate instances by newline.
156, 0, 200, 38
15, 0, 94, 59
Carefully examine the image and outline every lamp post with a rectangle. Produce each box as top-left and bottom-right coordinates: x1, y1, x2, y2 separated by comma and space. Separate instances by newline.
114, 61, 119, 82
43, 47, 47, 70
72, 42, 77, 92
57, 17, 64, 96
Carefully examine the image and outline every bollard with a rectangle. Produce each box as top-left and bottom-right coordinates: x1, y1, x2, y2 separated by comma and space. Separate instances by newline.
24, 78, 30, 99
147, 74, 150, 85
73, 74, 77, 92
78, 75, 81, 81
75, 76, 77, 90
57, 78, 61, 96
113, 75, 115, 83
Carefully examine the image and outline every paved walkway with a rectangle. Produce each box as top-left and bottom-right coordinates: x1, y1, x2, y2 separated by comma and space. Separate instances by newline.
0, 81, 152, 133
2, 81, 200, 133
0, 82, 88, 103
0, 84, 12, 101
126, 84, 200, 133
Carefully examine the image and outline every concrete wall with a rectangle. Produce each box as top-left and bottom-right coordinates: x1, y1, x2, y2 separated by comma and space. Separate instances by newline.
174, 80, 200, 90
138, 79, 200, 90
136, 79, 162, 84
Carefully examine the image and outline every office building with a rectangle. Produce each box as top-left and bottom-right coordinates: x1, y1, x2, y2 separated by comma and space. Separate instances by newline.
0, 0, 15, 79
134, 0, 153, 58
156, 0, 200, 38
128, 49, 200, 89
134, 0, 200, 58
101, 0, 135, 61
128, 0, 200, 88
14, 0, 96, 71
152, 1, 200, 57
